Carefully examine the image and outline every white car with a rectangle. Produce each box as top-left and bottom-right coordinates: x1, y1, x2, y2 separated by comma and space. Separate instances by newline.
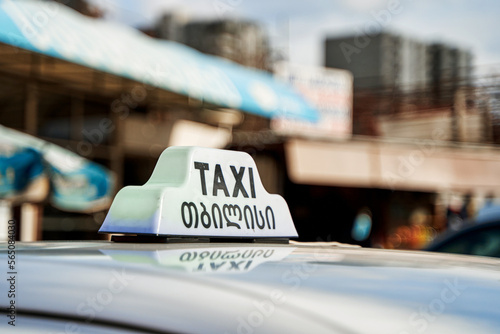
2, 147, 500, 333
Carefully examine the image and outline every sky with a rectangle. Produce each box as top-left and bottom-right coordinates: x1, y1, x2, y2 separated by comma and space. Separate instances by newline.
88, 0, 500, 76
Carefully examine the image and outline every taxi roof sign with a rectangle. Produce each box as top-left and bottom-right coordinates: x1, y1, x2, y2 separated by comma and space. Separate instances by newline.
99, 147, 298, 239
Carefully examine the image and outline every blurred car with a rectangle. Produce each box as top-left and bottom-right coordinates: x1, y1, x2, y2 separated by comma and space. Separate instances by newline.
2, 147, 500, 333
425, 220, 500, 258
475, 203, 500, 224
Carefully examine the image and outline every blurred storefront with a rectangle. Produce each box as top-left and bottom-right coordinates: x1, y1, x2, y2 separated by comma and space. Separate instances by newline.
231, 61, 500, 249
230, 134, 500, 249
0, 1, 316, 240
2, 1, 500, 249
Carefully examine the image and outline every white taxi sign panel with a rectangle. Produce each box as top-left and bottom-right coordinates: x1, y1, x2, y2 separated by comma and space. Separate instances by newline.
99, 147, 298, 238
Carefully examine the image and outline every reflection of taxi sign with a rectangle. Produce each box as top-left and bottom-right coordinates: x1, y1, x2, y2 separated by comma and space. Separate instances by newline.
102, 247, 296, 273
99, 147, 298, 239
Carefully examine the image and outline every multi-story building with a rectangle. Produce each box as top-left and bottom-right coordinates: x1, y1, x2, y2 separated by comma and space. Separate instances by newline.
183, 20, 269, 70
324, 32, 472, 102
152, 16, 271, 71
325, 31, 476, 140
428, 43, 474, 105
324, 33, 424, 91
152, 12, 189, 43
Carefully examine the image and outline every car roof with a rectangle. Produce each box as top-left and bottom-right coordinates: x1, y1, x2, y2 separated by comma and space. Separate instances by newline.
3, 240, 500, 333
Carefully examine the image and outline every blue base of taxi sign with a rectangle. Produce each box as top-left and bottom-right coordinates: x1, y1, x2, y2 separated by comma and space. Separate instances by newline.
100, 147, 298, 239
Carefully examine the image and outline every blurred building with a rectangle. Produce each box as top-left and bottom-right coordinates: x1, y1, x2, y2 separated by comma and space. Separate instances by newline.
184, 20, 270, 70
324, 31, 484, 144
150, 15, 271, 71
0, 1, 280, 240
325, 32, 473, 108
325, 33, 427, 91
428, 43, 474, 105
317, 31, 500, 250
151, 12, 189, 43
3, 2, 500, 251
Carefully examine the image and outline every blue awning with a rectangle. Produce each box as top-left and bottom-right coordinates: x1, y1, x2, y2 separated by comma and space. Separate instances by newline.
0, 125, 114, 213
0, 146, 44, 197
0, 0, 318, 121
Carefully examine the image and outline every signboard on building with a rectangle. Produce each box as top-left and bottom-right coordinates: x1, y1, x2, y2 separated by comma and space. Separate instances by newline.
271, 62, 353, 139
